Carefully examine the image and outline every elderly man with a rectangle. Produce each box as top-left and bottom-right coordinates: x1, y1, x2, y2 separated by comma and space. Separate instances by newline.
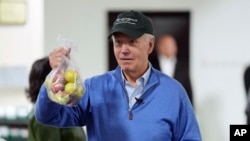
35, 10, 202, 141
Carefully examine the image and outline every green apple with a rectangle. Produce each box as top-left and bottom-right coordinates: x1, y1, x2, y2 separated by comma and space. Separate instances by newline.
64, 69, 79, 83
48, 90, 56, 101
64, 82, 77, 94
74, 85, 84, 97
54, 92, 70, 105
45, 78, 52, 89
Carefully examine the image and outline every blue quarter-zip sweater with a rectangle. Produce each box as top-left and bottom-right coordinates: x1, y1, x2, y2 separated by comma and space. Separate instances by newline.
35, 67, 202, 141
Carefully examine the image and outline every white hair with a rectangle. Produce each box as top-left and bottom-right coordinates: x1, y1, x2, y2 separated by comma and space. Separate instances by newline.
144, 33, 155, 42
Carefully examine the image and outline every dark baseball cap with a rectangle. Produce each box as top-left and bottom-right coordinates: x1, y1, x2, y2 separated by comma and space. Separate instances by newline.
108, 10, 153, 39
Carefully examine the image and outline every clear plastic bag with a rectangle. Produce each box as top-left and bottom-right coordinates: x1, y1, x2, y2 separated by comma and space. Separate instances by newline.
44, 36, 84, 106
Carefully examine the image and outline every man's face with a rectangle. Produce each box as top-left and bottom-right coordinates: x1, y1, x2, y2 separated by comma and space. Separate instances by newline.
112, 33, 154, 74
157, 36, 177, 58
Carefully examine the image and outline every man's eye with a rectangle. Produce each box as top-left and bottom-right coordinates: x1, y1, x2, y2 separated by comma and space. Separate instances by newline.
130, 40, 136, 45
115, 41, 122, 46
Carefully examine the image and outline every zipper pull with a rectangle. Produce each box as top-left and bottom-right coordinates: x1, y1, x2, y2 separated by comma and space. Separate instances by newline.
129, 111, 133, 120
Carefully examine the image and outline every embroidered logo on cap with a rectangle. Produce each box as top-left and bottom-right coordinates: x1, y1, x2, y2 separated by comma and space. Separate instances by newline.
115, 18, 138, 25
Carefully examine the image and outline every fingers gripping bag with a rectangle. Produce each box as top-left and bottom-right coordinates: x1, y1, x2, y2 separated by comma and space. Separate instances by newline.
45, 36, 85, 106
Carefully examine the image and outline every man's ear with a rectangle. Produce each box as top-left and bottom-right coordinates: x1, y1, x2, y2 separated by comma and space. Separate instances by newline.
148, 37, 155, 54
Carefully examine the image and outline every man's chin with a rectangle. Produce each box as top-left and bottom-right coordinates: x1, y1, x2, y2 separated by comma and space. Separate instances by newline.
121, 67, 130, 71
120, 65, 132, 71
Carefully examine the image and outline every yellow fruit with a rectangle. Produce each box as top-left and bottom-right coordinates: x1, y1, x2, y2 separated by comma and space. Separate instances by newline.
48, 90, 56, 101
64, 69, 79, 83
64, 82, 77, 94
72, 85, 84, 97
45, 78, 52, 88
54, 93, 70, 105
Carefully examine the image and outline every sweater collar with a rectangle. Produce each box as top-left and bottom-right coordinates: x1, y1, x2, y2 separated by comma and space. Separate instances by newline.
113, 65, 159, 89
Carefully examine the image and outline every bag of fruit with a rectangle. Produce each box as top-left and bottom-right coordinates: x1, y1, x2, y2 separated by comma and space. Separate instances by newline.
44, 36, 84, 106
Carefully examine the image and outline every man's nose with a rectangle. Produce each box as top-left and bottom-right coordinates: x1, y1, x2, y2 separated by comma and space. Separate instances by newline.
121, 44, 130, 54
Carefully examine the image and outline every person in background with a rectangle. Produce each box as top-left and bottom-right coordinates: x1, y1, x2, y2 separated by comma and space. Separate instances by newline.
35, 11, 202, 141
243, 64, 250, 124
25, 57, 86, 141
150, 34, 194, 106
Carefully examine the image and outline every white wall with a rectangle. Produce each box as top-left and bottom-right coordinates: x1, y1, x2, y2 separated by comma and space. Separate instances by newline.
0, 0, 44, 107
192, 1, 250, 140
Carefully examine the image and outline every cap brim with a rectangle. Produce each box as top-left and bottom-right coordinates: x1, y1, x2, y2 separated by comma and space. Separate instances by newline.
108, 28, 144, 39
